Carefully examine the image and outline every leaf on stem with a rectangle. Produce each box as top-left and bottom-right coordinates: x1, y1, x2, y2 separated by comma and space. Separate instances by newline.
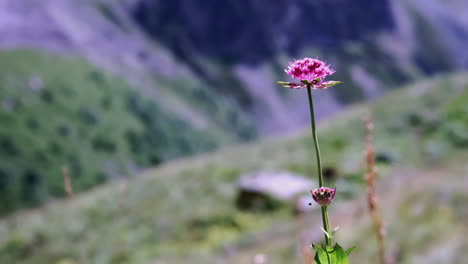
345, 245, 357, 256
312, 243, 350, 264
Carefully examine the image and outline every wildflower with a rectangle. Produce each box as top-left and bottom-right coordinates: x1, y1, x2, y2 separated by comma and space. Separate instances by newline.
278, 58, 355, 260
311, 187, 336, 207
277, 58, 341, 89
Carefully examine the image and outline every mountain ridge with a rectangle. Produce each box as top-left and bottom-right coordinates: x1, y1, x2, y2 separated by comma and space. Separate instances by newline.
3, 0, 468, 132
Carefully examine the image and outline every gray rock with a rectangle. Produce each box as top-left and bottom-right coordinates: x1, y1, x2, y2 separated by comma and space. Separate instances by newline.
236, 170, 315, 211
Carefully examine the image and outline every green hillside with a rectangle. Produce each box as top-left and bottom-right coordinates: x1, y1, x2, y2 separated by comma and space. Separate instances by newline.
0, 73, 467, 263
0, 50, 255, 215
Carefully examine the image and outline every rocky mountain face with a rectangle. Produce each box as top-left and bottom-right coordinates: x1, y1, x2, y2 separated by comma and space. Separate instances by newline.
0, 0, 468, 213
133, 0, 394, 63
132, 0, 468, 128
2, 0, 468, 133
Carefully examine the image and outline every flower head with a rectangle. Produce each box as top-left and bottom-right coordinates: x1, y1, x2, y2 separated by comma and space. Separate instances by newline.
277, 58, 341, 89
311, 187, 336, 207
286, 58, 334, 81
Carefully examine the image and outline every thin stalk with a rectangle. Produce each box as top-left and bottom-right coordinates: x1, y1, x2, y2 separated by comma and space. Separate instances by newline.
364, 118, 386, 264
306, 86, 332, 246
307, 87, 324, 187
321, 207, 332, 246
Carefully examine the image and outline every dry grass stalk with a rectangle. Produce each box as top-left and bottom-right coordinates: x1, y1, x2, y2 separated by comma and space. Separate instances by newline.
364, 117, 387, 264
62, 165, 74, 198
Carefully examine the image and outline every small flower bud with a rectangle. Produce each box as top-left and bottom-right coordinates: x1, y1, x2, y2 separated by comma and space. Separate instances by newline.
311, 187, 336, 207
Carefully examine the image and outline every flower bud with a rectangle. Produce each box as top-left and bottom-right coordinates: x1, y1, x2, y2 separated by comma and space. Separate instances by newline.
311, 187, 336, 207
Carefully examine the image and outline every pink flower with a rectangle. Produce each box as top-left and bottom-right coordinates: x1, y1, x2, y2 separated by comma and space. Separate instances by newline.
286, 58, 334, 81
311, 187, 336, 207
277, 58, 341, 89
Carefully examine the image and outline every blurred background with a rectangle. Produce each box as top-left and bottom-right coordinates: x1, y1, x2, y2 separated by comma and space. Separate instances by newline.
0, 0, 468, 263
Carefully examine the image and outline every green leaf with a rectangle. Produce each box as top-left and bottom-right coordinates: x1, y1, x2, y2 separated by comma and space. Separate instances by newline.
313, 244, 330, 264
312, 243, 350, 264
321, 81, 342, 87
345, 245, 357, 256
334, 244, 348, 264
312, 244, 322, 251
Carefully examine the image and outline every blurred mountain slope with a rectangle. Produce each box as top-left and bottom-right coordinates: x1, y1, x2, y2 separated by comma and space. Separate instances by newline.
1, 0, 468, 214
133, 0, 394, 62
0, 73, 467, 263
2, 0, 468, 133
0, 49, 254, 214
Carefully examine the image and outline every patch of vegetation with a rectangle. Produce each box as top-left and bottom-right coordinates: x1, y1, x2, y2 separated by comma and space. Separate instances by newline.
0, 50, 240, 215
158, 77, 257, 142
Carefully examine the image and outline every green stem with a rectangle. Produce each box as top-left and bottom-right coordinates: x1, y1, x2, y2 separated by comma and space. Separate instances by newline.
307, 86, 332, 246
322, 206, 332, 246
307, 86, 324, 187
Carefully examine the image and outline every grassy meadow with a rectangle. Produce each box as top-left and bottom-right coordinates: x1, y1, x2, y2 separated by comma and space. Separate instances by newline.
1, 73, 468, 263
